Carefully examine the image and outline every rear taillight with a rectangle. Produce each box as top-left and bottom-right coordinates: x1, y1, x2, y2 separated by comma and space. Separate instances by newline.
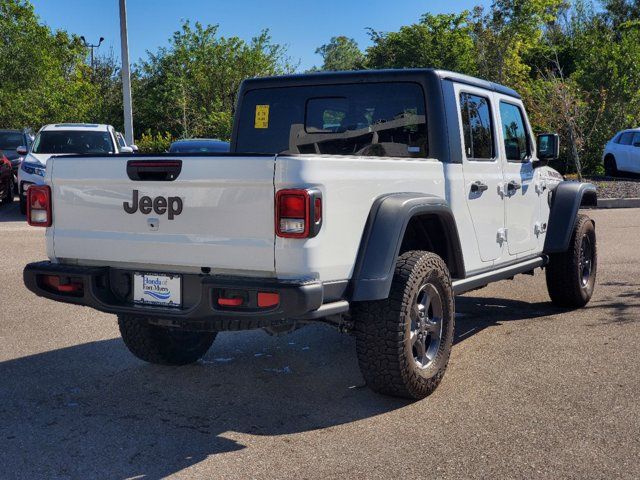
27, 185, 52, 227
275, 188, 322, 238
39, 275, 84, 296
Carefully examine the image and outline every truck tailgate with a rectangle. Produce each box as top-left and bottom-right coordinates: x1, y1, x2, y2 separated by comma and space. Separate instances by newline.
49, 155, 276, 275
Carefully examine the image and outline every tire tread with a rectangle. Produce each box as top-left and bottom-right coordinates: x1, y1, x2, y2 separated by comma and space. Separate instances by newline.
353, 251, 454, 399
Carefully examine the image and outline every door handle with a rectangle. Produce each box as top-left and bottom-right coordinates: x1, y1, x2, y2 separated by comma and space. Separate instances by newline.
507, 181, 521, 192
470, 181, 489, 193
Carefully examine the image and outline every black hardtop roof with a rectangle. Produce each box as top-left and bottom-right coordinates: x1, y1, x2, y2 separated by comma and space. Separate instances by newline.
240, 68, 521, 100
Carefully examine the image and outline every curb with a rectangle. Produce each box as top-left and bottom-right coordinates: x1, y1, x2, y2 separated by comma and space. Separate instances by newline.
597, 198, 640, 209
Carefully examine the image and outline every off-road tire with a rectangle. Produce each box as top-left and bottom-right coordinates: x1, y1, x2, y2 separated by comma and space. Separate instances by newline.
604, 155, 618, 177
546, 214, 597, 308
118, 315, 217, 365
353, 251, 455, 399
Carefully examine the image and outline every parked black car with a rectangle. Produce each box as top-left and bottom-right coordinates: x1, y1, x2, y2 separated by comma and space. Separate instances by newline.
0, 152, 14, 206
168, 138, 230, 153
0, 129, 32, 186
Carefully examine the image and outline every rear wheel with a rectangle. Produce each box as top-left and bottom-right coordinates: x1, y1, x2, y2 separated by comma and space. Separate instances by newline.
353, 251, 455, 399
604, 155, 618, 177
118, 315, 217, 365
546, 214, 597, 308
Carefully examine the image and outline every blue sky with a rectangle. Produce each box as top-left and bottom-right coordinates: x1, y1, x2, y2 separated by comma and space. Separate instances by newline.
31, 0, 491, 71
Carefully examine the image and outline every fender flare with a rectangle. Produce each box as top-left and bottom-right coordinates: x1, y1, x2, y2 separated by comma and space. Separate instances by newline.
544, 181, 597, 254
348, 193, 465, 302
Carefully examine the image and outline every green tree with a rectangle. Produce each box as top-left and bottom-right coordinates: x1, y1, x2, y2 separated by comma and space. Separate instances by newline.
570, 18, 640, 172
601, 0, 640, 28
0, 0, 95, 129
88, 50, 124, 131
133, 21, 293, 140
314, 36, 365, 71
471, 0, 566, 91
366, 12, 477, 74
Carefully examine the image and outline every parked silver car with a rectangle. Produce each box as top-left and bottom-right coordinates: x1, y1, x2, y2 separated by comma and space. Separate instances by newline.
603, 128, 640, 176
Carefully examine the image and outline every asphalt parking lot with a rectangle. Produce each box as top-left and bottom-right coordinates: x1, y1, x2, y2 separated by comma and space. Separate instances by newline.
0, 200, 638, 480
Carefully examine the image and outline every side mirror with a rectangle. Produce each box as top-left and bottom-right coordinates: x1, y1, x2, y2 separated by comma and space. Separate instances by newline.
536, 133, 560, 161
120, 146, 134, 154
130, 144, 139, 153
16, 146, 28, 156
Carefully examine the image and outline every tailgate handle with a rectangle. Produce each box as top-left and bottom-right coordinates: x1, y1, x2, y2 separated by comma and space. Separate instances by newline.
127, 160, 182, 181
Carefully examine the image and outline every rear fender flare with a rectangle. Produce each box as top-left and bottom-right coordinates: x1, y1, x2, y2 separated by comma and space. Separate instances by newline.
348, 193, 465, 302
544, 182, 597, 254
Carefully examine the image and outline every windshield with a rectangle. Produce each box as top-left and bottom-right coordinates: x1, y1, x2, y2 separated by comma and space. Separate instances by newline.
0, 131, 23, 150
235, 82, 428, 158
32, 130, 115, 154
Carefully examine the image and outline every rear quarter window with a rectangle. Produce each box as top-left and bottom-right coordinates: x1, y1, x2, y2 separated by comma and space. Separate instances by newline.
619, 132, 634, 145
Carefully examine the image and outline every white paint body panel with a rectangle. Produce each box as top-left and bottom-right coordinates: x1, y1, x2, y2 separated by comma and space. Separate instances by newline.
274, 155, 447, 281
450, 82, 506, 264
492, 93, 540, 256
48, 156, 277, 276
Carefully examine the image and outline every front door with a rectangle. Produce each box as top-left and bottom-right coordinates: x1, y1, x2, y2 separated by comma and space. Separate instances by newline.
497, 99, 539, 256
455, 84, 506, 263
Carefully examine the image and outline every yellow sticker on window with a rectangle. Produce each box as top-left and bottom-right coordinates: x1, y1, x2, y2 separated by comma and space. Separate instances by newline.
255, 104, 270, 129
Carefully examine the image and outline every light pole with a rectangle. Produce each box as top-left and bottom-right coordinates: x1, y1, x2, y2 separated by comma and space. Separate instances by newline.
119, 0, 134, 145
80, 36, 104, 69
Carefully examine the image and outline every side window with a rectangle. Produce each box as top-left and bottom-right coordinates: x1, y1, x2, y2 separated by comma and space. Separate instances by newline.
632, 132, 640, 147
460, 93, 494, 160
620, 132, 634, 145
499, 101, 531, 162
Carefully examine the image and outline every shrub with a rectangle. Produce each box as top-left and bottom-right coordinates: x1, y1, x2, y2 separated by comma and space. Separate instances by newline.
135, 131, 174, 153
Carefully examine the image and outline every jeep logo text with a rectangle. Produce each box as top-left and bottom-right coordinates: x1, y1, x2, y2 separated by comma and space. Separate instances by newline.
123, 190, 183, 220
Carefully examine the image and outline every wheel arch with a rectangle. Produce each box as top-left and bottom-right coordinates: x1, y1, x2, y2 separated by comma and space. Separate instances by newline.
544, 181, 597, 254
348, 193, 465, 302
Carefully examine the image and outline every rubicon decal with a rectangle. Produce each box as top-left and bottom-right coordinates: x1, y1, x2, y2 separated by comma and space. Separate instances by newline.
123, 190, 183, 220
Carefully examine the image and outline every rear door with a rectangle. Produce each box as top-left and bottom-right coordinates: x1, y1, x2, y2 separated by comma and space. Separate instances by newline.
629, 132, 640, 174
616, 131, 634, 172
496, 98, 539, 256
455, 83, 506, 263
49, 155, 277, 275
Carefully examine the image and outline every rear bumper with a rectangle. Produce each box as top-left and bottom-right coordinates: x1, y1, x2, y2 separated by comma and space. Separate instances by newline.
23, 261, 329, 330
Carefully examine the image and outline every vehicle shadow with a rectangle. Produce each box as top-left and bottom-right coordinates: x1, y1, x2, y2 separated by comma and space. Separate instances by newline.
454, 295, 563, 343
0, 196, 23, 222
0, 292, 619, 479
0, 325, 408, 479
585, 281, 640, 325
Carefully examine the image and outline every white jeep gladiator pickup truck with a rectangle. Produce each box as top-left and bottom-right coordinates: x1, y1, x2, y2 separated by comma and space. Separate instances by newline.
24, 69, 598, 399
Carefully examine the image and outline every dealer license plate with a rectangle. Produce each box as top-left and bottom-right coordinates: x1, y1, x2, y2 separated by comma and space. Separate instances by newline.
133, 273, 182, 308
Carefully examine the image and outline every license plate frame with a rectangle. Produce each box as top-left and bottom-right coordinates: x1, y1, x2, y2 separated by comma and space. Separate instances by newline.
133, 272, 182, 308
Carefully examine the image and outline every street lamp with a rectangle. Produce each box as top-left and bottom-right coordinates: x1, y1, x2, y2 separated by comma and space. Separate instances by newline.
80, 36, 104, 69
